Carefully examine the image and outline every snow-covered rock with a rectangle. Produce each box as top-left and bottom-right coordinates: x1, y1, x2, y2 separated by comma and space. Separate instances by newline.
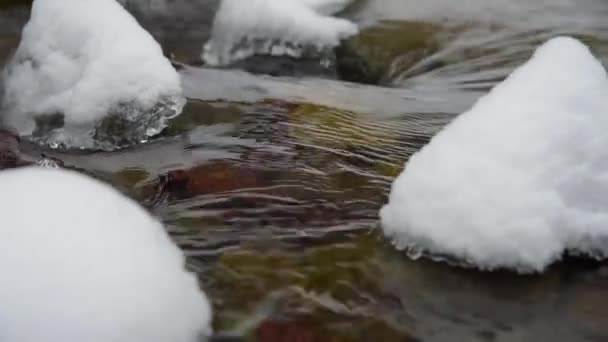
202, 0, 358, 66
380, 36, 608, 273
0, 167, 212, 341
1, 0, 184, 150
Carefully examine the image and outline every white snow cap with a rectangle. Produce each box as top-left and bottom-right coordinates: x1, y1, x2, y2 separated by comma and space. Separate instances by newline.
380, 36, 608, 273
1, 0, 184, 150
202, 0, 358, 66
0, 167, 212, 341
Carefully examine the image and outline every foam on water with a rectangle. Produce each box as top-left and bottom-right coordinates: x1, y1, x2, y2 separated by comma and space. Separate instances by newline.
202, 0, 358, 66
1, 0, 184, 150
380, 37, 608, 273
0, 167, 212, 341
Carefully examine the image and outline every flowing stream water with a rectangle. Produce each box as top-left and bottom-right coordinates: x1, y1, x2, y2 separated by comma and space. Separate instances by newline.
2, 1, 608, 340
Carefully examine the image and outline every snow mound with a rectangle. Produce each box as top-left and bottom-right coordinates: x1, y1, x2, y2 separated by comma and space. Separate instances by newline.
202, 0, 358, 66
0, 167, 212, 341
1, 0, 184, 150
380, 36, 608, 273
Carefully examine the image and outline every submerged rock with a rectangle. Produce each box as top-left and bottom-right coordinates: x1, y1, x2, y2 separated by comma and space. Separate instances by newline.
336, 20, 440, 85
167, 161, 260, 197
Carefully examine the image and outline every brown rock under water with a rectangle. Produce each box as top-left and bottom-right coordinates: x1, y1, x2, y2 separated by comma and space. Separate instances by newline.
257, 320, 327, 342
167, 162, 260, 196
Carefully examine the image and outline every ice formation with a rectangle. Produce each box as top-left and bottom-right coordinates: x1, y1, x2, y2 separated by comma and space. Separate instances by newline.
1, 0, 184, 150
380, 37, 608, 273
202, 0, 358, 66
0, 167, 212, 341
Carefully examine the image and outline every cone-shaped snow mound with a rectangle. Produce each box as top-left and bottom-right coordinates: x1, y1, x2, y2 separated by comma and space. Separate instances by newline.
380, 36, 608, 273
0, 167, 212, 341
1, 0, 184, 150
202, 0, 358, 66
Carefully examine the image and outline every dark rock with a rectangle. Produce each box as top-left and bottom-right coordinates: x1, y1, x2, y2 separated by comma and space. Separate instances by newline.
224, 55, 337, 80
0, 0, 31, 9
121, 0, 219, 64
0, 128, 23, 169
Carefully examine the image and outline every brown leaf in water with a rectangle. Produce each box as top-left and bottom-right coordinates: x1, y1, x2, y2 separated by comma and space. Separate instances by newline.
256, 320, 327, 342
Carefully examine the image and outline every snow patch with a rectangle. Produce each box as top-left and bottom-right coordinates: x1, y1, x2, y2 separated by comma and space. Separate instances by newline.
0, 167, 212, 341
1, 0, 184, 150
202, 0, 358, 66
380, 36, 608, 273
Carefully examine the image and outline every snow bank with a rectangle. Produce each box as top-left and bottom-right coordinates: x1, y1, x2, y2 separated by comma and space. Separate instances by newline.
0, 167, 212, 341
1, 0, 184, 150
380, 37, 608, 273
202, 0, 358, 66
